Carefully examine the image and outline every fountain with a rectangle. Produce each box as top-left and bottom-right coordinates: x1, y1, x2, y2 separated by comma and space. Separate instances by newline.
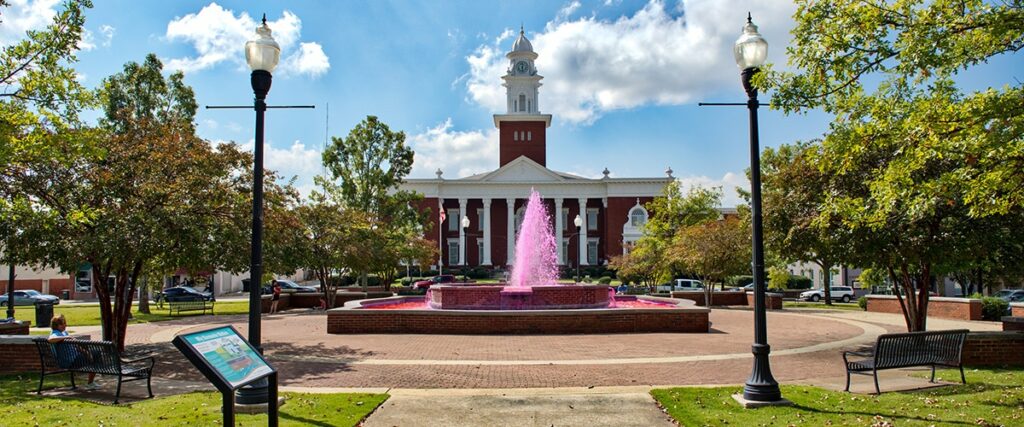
426, 190, 612, 310
326, 190, 710, 334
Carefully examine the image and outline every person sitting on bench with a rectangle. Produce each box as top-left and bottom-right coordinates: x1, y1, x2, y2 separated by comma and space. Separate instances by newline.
48, 315, 100, 390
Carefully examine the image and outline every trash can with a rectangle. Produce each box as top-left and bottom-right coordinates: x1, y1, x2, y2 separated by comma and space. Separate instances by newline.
242, 278, 251, 293
61, 290, 70, 300
35, 301, 54, 328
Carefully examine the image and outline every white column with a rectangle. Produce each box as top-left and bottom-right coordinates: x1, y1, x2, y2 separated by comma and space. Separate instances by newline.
438, 199, 445, 269
554, 198, 564, 264
578, 198, 589, 265
506, 198, 516, 265
482, 198, 492, 265
458, 198, 467, 265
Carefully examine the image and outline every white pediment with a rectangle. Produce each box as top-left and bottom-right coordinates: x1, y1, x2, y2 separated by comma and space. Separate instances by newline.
472, 156, 566, 183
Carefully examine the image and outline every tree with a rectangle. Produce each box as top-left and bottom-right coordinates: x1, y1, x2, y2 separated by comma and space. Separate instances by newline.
761, 142, 851, 305
0, 0, 95, 290
609, 239, 664, 289
669, 217, 750, 306
294, 182, 368, 307
321, 116, 426, 284
13, 55, 252, 350
762, 0, 1024, 331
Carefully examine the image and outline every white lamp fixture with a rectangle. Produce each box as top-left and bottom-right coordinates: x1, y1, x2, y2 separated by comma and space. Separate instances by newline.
461, 216, 471, 229
245, 15, 281, 73
573, 214, 583, 229
733, 13, 768, 70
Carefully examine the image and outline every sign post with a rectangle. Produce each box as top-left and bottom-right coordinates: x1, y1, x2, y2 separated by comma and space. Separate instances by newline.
172, 326, 279, 426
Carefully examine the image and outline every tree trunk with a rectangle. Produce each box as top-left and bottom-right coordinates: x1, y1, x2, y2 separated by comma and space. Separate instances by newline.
138, 274, 150, 314
92, 261, 113, 342
820, 261, 833, 305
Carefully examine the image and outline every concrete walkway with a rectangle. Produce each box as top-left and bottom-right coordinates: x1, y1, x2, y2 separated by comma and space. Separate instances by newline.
363, 387, 675, 427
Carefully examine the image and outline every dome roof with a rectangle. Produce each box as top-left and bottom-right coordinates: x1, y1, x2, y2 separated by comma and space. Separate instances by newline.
511, 28, 533, 53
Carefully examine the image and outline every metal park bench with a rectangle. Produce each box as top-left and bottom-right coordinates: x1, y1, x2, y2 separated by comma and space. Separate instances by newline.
843, 329, 969, 394
167, 298, 215, 316
33, 338, 155, 404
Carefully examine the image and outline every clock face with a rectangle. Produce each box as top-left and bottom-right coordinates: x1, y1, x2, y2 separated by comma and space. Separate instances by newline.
516, 61, 528, 73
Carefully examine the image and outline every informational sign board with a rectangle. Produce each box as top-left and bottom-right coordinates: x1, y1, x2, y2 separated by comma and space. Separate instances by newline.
173, 325, 278, 426
181, 327, 273, 388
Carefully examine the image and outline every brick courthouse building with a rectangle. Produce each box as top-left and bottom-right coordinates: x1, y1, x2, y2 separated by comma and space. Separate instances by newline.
402, 30, 672, 269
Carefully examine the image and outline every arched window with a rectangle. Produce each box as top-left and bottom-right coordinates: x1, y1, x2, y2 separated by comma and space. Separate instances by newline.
513, 131, 518, 141
629, 207, 648, 227
527, 131, 532, 141
519, 94, 526, 112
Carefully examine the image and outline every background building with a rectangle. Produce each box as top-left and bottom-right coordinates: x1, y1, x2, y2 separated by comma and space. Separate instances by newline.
402, 29, 672, 269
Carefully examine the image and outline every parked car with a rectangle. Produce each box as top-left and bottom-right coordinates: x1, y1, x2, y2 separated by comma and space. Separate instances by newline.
655, 279, 705, 293
800, 286, 855, 303
161, 286, 212, 302
413, 275, 457, 290
262, 280, 318, 294
0, 290, 60, 306
994, 289, 1024, 303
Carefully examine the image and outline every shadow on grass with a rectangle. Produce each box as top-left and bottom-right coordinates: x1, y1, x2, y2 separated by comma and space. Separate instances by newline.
784, 403, 975, 426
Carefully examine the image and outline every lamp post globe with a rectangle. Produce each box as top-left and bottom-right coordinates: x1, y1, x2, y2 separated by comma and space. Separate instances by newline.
734, 13, 782, 403
461, 215, 471, 229
238, 14, 279, 407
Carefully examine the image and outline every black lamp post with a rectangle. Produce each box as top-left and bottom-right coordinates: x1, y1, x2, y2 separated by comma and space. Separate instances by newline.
573, 214, 582, 282
734, 13, 782, 403
6, 265, 14, 319
237, 15, 280, 406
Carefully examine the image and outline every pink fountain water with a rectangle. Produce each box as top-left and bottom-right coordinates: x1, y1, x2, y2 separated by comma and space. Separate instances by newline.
508, 189, 559, 288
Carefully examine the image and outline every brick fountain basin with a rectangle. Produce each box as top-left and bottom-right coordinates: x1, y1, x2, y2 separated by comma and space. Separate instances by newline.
326, 286, 710, 334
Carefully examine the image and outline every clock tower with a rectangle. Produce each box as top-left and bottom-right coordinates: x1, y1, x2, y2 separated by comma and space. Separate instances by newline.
494, 27, 552, 167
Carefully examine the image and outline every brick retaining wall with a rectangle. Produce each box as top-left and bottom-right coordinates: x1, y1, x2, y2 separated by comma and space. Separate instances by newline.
670, 291, 746, 306
0, 321, 30, 335
1003, 317, 1024, 332
328, 296, 710, 334
0, 334, 91, 373
1012, 303, 1024, 317
866, 295, 982, 321
261, 291, 393, 312
747, 291, 783, 310
962, 331, 1024, 367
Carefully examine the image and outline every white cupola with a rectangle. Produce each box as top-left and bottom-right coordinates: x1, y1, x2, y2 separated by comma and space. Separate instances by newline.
502, 27, 542, 115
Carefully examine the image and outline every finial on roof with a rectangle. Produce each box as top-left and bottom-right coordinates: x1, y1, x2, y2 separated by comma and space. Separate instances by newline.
602, 167, 610, 178
665, 167, 674, 178
262, 13, 267, 26
747, 12, 752, 24
521, 23, 524, 35
435, 168, 443, 179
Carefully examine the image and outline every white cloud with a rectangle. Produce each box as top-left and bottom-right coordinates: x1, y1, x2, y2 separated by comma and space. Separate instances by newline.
407, 119, 498, 179
278, 42, 330, 77
164, 3, 327, 78
675, 171, 749, 207
555, 1, 582, 22
0, 0, 59, 46
464, 0, 795, 124
98, 24, 115, 47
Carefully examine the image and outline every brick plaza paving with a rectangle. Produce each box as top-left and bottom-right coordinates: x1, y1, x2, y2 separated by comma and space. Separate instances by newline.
114, 307, 999, 390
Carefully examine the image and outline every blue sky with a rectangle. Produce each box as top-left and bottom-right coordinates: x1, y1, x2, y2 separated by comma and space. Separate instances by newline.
3, 0, 1017, 206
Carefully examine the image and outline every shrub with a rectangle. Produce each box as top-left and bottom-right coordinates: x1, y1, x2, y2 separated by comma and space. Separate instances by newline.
597, 276, 613, 285
768, 268, 790, 291
858, 296, 868, 311
582, 275, 593, 284
727, 275, 754, 287
786, 275, 813, 289
980, 297, 1009, 321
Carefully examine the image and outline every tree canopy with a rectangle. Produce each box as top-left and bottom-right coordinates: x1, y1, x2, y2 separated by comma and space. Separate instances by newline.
762, 0, 1024, 330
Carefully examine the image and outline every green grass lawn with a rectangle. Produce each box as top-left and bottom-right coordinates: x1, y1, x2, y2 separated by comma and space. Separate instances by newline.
784, 301, 864, 311
9, 301, 251, 327
2, 373, 387, 426
651, 368, 1023, 426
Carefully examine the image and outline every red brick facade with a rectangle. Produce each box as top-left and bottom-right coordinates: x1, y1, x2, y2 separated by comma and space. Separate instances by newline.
0, 334, 91, 374
866, 295, 982, 321
499, 121, 547, 167
1012, 303, 1024, 317
1, 278, 74, 298
962, 332, 1024, 367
